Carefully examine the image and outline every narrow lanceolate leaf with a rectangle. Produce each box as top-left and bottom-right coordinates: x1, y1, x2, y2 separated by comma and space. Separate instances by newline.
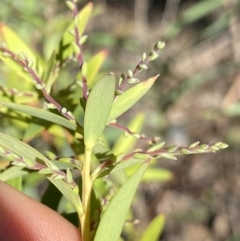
86, 50, 108, 88
0, 132, 47, 165
56, 3, 93, 62
109, 75, 159, 120
84, 74, 115, 149
139, 214, 166, 241
48, 178, 83, 216
94, 161, 149, 241
0, 101, 78, 132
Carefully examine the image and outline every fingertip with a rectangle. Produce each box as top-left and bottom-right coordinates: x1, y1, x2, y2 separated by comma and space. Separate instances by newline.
0, 181, 81, 241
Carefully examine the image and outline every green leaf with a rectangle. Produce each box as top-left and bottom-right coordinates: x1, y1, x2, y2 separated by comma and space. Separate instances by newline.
56, 3, 93, 62
0, 101, 79, 132
182, 0, 223, 24
110, 159, 145, 175
48, 178, 83, 216
0, 166, 28, 181
0, 132, 47, 165
43, 51, 59, 88
84, 74, 115, 149
109, 75, 159, 120
112, 113, 145, 155
94, 161, 149, 241
7, 176, 22, 191
141, 168, 173, 182
22, 123, 45, 142
87, 50, 108, 87
0, 22, 43, 82
139, 214, 166, 241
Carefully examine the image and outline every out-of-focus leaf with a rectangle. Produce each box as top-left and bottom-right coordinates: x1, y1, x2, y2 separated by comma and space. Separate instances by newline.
223, 104, 240, 117
141, 168, 173, 182
201, 13, 229, 39
139, 214, 166, 241
7, 176, 22, 191
112, 113, 145, 155
0, 86, 37, 103
85, 50, 108, 88
43, 51, 59, 87
22, 123, 45, 142
56, 3, 93, 62
109, 75, 158, 120
0, 166, 27, 181
94, 161, 149, 241
109, 159, 145, 176
84, 74, 115, 149
76, 50, 107, 88
0, 22, 43, 82
0, 101, 79, 132
182, 0, 223, 24
48, 178, 83, 216
125, 162, 173, 183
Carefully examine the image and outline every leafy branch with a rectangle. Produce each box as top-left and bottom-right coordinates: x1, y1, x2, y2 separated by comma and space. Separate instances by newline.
0, 45, 75, 122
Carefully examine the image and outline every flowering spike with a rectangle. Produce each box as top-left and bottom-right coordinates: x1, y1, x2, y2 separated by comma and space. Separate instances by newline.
19, 51, 28, 61
158, 152, 177, 160
214, 142, 222, 147
45, 103, 56, 109
79, 35, 88, 45
167, 145, 178, 153
127, 78, 140, 84
66, 1, 75, 11
210, 146, 219, 151
181, 148, 192, 154
39, 168, 52, 175
219, 143, 229, 149
2, 52, 12, 57
138, 64, 148, 70
156, 41, 165, 50
61, 107, 67, 114
35, 84, 44, 90
128, 70, 133, 78
148, 142, 165, 151
132, 133, 140, 138
115, 89, 123, 95
189, 141, 200, 148
142, 52, 147, 62
149, 50, 159, 61
199, 144, 208, 150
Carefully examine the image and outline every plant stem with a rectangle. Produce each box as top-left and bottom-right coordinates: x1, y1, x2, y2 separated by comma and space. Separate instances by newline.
81, 147, 93, 241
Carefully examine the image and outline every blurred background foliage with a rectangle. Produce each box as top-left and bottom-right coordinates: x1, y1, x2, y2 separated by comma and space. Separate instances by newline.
1, 0, 240, 240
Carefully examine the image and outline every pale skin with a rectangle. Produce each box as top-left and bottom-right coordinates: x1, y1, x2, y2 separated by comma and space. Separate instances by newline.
0, 181, 81, 241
